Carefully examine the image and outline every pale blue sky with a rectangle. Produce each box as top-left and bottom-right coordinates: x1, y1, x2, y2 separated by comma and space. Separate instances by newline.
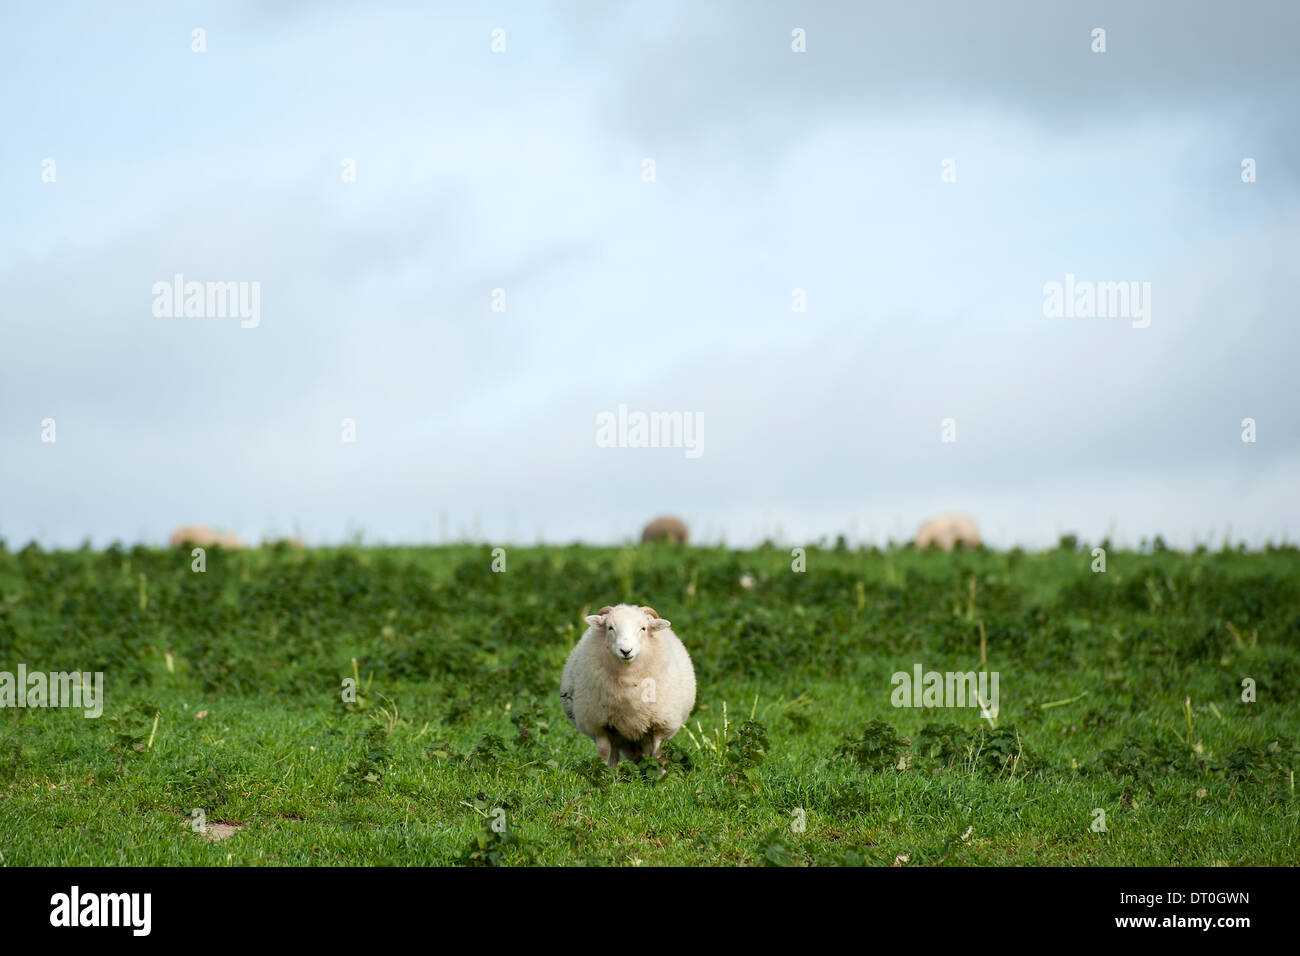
2, 1, 1298, 548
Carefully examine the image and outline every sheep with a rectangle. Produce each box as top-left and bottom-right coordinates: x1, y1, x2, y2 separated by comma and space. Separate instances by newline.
560, 604, 696, 767
915, 513, 981, 551
169, 525, 244, 550
640, 515, 688, 544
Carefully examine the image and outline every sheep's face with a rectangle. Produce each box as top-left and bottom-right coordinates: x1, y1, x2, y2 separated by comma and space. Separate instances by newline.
585, 604, 671, 664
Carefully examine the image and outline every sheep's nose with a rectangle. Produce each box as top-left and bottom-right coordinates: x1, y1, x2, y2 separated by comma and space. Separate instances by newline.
618, 648, 633, 659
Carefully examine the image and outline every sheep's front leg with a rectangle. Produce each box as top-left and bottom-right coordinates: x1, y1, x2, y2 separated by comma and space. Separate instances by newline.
595, 735, 617, 767
644, 732, 668, 769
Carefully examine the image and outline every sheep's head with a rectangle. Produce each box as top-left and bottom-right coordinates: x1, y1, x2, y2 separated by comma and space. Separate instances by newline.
584, 604, 671, 664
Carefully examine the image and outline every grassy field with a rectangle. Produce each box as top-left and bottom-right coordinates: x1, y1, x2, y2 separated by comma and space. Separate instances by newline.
0, 540, 1297, 866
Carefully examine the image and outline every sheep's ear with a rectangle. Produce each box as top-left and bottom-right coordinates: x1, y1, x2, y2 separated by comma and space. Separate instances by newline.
648, 618, 671, 632
640, 606, 659, 619
584, 605, 613, 627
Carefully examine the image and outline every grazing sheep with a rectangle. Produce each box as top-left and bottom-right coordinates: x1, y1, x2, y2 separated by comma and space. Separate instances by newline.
560, 604, 696, 767
169, 525, 244, 550
641, 515, 688, 544
915, 513, 981, 551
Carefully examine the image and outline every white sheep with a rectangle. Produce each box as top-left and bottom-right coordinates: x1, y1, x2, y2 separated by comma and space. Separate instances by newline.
560, 604, 696, 767
915, 512, 981, 551
169, 525, 244, 550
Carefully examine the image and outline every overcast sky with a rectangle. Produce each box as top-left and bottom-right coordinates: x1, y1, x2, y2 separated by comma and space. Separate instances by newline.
2, 1, 1298, 549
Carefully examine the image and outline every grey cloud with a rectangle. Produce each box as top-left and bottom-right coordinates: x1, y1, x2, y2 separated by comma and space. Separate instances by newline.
570, 0, 1300, 154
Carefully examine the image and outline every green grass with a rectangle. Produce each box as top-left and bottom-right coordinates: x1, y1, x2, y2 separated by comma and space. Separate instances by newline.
0, 539, 1297, 866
